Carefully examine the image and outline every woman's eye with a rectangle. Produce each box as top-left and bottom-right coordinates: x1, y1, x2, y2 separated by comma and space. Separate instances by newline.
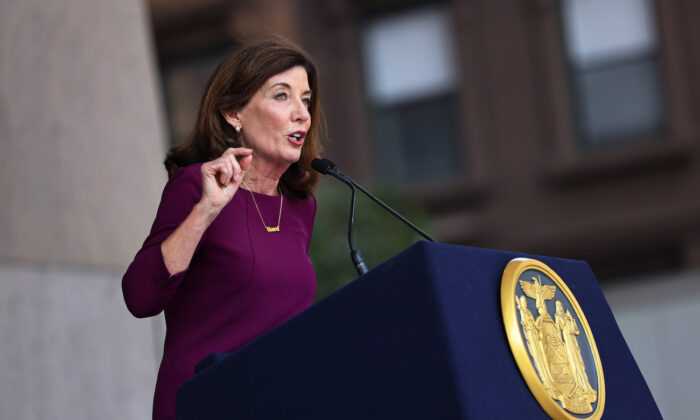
275, 92, 288, 100
302, 98, 311, 108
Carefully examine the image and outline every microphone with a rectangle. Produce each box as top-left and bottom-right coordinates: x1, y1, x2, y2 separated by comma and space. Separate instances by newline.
310, 158, 340, 176
311, 157, 435, 274
312, 158, 368, 275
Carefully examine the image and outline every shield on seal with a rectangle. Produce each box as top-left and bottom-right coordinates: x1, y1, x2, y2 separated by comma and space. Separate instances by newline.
538, 315, 576, 396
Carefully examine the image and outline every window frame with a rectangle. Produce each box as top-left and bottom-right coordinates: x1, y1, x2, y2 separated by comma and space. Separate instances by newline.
529, 0, 694, 186
354, 0, 490, 205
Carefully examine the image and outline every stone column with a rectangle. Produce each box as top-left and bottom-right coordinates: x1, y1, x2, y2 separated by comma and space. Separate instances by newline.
0, 0, 167, 418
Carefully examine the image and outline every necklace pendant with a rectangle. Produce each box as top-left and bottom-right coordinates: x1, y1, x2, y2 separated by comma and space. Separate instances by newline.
245, 182, 284, 234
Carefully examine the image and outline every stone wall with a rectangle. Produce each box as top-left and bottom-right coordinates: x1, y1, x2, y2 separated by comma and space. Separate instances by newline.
0, 0, 167, 418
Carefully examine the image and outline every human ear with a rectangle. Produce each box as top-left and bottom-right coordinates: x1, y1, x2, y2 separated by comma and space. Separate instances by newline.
221, 109, 242, 129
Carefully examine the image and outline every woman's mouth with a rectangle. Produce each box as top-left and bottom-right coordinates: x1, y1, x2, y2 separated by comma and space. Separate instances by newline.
287, 131, 305, 146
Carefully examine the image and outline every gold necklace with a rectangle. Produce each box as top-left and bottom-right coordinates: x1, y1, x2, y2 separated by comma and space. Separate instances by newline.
243, 182, 283, 233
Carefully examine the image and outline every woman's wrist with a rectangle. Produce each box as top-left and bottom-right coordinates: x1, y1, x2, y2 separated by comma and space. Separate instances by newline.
193, 201, 221, 227
161, 202, 218, 276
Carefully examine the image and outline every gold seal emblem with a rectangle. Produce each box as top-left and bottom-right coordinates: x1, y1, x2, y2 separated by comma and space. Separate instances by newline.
501, 258, 605, 419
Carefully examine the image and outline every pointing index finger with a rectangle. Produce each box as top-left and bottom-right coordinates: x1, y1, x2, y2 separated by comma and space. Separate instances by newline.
234, 147, 253, 156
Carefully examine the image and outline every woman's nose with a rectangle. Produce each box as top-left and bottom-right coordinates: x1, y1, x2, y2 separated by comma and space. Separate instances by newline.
292, 99, 310, 122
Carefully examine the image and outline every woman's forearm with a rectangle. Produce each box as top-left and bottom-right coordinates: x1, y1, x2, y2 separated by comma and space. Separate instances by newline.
160, 147, 252, 275
161, 202, 219, 275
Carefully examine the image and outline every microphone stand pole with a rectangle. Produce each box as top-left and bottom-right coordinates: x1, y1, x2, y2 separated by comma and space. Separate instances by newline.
338, 174, 369, 276
310, 157, 433, 275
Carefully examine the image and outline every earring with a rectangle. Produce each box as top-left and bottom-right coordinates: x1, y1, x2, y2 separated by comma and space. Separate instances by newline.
235, 125, 241, 133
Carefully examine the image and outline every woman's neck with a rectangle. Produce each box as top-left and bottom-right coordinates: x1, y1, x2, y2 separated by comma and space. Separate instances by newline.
243, 162, 285, 195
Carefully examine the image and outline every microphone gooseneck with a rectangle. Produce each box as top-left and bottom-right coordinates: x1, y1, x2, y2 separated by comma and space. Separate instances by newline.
311, 158, 435, 243
312, 158, 368, 275
345, 182, 368, 275
311, 157, 434, 276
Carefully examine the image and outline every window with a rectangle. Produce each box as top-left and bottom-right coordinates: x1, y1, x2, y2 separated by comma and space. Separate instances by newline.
560, 0, 667, 148
361, 5, 462, 183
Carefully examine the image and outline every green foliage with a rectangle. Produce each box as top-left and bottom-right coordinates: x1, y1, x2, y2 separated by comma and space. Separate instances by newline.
309, 179, 434, 302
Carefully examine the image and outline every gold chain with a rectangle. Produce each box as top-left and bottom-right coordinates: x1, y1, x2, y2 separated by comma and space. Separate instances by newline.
242, 182, 283, 233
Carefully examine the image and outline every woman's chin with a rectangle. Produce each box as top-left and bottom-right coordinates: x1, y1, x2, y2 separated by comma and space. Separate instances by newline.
282, 149, 303, 164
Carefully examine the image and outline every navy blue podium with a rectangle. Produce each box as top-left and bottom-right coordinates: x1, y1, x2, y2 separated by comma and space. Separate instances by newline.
176, 242, 661, 419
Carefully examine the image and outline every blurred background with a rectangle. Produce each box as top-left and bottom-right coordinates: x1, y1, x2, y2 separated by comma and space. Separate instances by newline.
1, 0, 699, 418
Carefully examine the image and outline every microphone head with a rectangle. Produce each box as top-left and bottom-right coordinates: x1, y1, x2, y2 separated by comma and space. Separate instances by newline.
311, 157, 337, 175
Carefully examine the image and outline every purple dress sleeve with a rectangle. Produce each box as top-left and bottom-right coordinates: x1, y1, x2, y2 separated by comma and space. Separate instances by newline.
122, 165, 202, 318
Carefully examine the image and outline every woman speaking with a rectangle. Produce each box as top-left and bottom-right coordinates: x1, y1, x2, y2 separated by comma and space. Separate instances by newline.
122, 35, 323, 419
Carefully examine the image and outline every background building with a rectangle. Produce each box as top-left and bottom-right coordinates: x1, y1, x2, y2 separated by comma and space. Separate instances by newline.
2, 0, 698, 418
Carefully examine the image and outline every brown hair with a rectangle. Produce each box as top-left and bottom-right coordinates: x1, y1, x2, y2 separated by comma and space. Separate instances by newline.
164, 34, 324, 199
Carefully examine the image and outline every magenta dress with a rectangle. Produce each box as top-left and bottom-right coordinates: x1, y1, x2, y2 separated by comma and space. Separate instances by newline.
122, 163, 317, 420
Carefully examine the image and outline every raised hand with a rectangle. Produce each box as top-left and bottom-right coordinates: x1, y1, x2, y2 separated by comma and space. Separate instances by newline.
199, 147, 253, 213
